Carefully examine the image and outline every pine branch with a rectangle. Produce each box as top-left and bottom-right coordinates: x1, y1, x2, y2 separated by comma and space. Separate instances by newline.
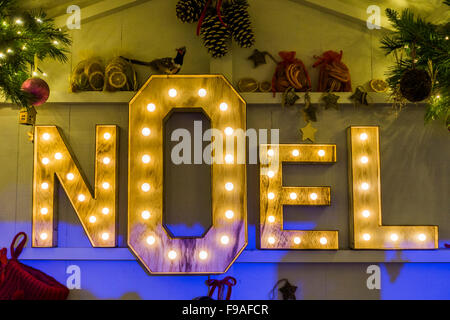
0, 0, 71, 107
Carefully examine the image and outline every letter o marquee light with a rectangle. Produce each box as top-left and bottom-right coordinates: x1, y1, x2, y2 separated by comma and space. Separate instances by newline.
128, 75, 247, 274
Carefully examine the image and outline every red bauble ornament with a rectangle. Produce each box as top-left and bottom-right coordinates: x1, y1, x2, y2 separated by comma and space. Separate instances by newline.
21, 77, 50, 106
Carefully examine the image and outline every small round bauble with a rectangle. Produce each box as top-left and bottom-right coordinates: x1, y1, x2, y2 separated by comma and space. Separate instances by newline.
400, 69, 432, 102
21, 77, 50, 106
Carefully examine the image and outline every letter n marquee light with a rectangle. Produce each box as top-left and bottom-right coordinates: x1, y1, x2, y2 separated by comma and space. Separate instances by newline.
260, 144, 338, 249
128, 75, 247, 274
33, 126, 118, 247
347, 126, 438, 249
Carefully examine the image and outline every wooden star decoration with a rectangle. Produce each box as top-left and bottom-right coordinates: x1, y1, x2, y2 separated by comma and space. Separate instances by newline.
301, 121, 318, 142
248, 49, 269, 68
279, 281, 297, 300
322, 92, 340, 110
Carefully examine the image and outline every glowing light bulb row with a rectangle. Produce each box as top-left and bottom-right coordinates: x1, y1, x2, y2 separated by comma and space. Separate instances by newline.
146, 101, 229, 112
266, 236, 328, 245
359, 233, 427, 242
267, 149, 325, 157
267, 192, 318, 200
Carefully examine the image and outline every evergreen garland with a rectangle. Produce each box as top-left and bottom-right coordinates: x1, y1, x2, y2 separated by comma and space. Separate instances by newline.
223, 0, 255, 48
381, 3, 450, 126
0, 0, 71, 107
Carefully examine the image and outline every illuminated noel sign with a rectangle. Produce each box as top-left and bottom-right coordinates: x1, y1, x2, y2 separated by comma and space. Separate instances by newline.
32, 75, 438, 275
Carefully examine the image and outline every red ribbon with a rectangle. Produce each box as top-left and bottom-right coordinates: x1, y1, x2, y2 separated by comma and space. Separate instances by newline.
206, 276, 237, 300
196, 0, 227, 36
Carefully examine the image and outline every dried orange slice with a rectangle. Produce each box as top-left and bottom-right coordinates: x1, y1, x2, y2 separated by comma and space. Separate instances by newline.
370, 79, 388, 92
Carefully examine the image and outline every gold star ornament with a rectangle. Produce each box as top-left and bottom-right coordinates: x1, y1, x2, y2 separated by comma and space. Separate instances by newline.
301, 122, 318, 142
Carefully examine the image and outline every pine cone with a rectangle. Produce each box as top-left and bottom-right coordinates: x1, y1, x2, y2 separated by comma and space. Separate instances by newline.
176, 0, 206, 23
224, 0, 255, 48
201, 13, 231, 58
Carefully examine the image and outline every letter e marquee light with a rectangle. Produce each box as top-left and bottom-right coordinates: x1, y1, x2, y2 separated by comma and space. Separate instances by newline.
128, 75, 247, 274
347, 126, 438, 249
260, 144, 338, 249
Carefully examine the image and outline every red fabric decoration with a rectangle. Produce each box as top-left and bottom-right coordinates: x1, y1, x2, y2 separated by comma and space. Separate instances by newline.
206, 276, 237, 300
272, 51, 311, 96
313, 50, 352, 92
445, 244, 450, 249
0, 232, 69, 300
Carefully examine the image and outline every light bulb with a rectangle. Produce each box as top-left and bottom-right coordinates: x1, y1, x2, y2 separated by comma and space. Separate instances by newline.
104, 132, 111, 140
290, 192, 297, 200
168, 250, 177, 260
268, 215, 275, 223
54, 153, 62, 160
360, 156, 369, 164
320, 237, 327, 245
199, 250, 208, 260
220, 102, 228, 111
267, 171, 275, 178
267, 149, 274, 157
292, 149, 299, 157
102, 208, 110, 215
40, 208, 48, 215
42, 133, 50, 140
103, 157, 111, 165
268, 236, 276, 244
67, 173, 75, 181
89, 216, 97, 224
225, 127, 234, 136
363, 233, 371, 241
310, 193, 318, 200
141, 183, 151, 192
361, 182, 370, 190
225, 210, 234, 219
294, 237, 301, 245
41, 182, 49, 190
15, 19, 23, 25
390, 234, 399, 241
418, 234, 426, 241
102, 182, 110, 190
146, 236, 156, 245
78, 194, 85, 202
141, 210, 151, 220
142, 128, 151, 136
225, 154, 234, 164
101, 233, 110, 240
53, 40, 59, 45
362, 210, 370, 218
168, 89, 177, 97
268, 192, 275, 200
40, 233, 48, 240
147, 103, 156, 112
318, 150, 325, 157
141, 155, 151, 164
220, 235, 230, 245
42, 158, 50, 165
198, 88, 207, 97
225, 182, 234, 191
360, 133, 368, 141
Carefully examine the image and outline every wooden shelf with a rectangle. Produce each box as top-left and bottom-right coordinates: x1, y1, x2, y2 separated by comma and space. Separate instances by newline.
19, 248, 450, 263
38, 91, 391, 105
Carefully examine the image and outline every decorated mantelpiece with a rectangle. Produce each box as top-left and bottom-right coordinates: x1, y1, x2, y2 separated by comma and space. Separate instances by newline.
27, 75, 443, 276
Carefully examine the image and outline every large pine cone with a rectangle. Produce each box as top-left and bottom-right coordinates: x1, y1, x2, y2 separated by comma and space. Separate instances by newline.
176, 0, 206, 23
224, 0, 255, 48
201, 13, 231, 58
